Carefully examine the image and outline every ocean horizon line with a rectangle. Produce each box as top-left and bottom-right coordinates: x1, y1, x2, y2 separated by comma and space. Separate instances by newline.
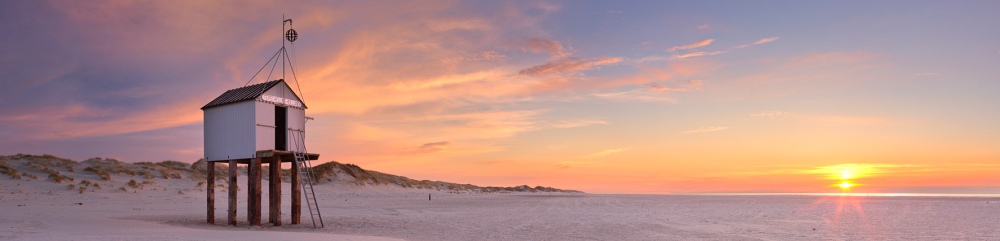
666, 192, 1000, 197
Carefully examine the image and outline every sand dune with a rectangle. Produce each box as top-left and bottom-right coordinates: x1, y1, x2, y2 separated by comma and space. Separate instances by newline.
3, 154, 1000, 240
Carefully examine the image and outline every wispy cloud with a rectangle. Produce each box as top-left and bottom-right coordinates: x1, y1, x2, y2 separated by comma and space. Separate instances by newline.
581, 148, 628, 159
549, 119, 608, 129
647, 80, 703, 92
751, 110, 791, 119
668, 38, 714, 52
914, 72, 940, 77
593, 88, 677, 103
750, 111, 888, 126
555, 148, 630, 169
697, 24, 712, 30
672, 51, 726, 59
805, 163, 921, 180
426, 19, 492, 32
800, 115, 889, 126
735, 36, 780, 49
680, 126, 729, 134
718, 163, 925, 179
518, 57, 622, 76
668, 36, 777, 59
403, 141, 451, 155
753, 36, 780, 45
519, 37, 570, 58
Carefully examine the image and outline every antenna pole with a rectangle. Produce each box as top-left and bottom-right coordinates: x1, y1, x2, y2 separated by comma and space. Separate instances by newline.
282, 15, 286, 81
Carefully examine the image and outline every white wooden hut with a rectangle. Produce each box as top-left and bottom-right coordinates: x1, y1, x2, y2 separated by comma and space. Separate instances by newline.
201, 79, 307, 162
201, 78, 322, 228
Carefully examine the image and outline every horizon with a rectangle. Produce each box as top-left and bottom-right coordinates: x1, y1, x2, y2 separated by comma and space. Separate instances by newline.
1, 1, 999, 194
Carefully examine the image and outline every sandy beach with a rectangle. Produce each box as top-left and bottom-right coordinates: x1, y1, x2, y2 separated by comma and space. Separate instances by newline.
4, 174, 1000, 241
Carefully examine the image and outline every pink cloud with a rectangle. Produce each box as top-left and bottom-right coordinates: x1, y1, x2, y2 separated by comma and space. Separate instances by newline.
668, 38, 714, 52
518, 57, 623, 76
648, 80, 703, 92
593, 89, 677, 103
519, 38, 570, 58
402, 141, 451, 155
426, 19, 492, 32
0, 101, 202, 139
750, 111, 889, 126
754, 36, 780, 45
672, 51, 726, 59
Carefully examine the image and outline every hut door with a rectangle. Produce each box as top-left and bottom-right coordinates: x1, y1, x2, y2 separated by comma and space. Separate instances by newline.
275, 106, 287, 151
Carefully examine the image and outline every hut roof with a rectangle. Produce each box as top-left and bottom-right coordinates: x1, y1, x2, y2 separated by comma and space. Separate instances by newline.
201, 79, 307, 109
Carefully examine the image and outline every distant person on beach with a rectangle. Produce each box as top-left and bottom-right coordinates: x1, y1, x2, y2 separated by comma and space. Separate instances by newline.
429, 194, 432, 201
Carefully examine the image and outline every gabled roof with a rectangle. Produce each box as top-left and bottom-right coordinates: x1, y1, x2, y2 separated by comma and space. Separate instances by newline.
201, 79, 306, 109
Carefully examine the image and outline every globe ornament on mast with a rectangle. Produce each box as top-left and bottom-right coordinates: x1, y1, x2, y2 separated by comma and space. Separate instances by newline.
285, 28, 298, 43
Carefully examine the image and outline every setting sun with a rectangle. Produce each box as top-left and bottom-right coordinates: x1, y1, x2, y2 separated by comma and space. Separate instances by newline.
838, 181, 854, 190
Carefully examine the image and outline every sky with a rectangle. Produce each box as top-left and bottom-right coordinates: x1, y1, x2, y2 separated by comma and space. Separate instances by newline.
2, 0, 999, 194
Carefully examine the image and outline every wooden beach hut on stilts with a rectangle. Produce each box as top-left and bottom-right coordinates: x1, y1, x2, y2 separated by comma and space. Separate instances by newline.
201, 17, 324, 228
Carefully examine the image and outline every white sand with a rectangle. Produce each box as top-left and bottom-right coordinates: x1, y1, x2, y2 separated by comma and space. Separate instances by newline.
3, 173, 1000, 240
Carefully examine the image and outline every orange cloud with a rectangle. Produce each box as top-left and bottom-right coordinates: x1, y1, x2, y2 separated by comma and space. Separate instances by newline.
581, 148, 628, 159
751, 110, 791, 119
799, 115, 890, 126
549, 119, 608, 128
553, 148, 629, 169
402, 141, 451, 155
680, 126, 729, 134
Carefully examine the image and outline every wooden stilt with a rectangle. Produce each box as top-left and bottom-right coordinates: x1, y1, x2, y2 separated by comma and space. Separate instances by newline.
291, 158, 301, 224
248, 157, 262, 227
269, 157, 282, 226
268, 158, 274, 224
207, 163, 215, 224
228, 160, 237, 226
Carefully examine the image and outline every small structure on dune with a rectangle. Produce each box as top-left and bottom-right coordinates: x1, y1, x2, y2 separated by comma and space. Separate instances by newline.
201, 18, 324, 228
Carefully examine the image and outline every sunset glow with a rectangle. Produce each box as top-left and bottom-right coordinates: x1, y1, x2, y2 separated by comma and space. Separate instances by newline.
840, 171, 853, 180
2, 1, 1000, 194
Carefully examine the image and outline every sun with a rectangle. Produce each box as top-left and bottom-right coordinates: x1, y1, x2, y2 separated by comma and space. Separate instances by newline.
838, 181, 854, 190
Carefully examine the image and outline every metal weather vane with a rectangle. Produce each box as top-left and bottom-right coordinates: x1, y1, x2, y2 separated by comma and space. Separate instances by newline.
284, 19, 297, 43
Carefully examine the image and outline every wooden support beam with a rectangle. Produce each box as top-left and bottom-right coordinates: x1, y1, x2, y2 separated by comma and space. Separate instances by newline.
269, 157, 282, 226
267, 159, 273, 224
228, 160, 237, 226
291, 159, 301, 224
248, 157, 262, 227
207, 163, 215, 224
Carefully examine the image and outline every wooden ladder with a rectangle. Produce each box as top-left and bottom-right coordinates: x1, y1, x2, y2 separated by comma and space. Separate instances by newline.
290, 129, 324, 228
